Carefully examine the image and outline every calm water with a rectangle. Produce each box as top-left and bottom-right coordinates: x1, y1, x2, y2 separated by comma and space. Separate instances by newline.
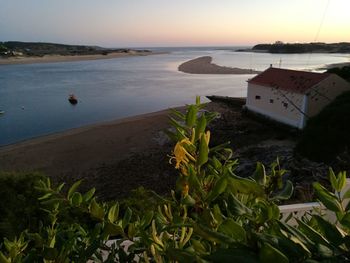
0, 48, 349, 146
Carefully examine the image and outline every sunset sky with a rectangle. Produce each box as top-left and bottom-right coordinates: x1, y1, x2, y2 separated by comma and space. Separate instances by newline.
1, 0, 349, 47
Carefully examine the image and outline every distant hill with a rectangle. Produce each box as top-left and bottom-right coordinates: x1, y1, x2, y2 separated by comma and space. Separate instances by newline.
0, 41, 149, 57
247, 42, 350, 54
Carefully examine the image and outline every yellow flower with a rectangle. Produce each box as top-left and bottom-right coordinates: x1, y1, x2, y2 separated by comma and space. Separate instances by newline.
170, 138, 195, 169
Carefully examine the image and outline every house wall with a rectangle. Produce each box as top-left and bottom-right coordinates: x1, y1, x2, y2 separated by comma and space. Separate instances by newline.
246, 83, 304, 128
306, 74, 350, 118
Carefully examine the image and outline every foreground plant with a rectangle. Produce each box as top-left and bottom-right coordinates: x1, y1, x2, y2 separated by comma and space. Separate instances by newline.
1, 97, 350, 262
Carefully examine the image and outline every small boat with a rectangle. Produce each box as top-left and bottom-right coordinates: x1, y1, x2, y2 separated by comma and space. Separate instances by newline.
68, 94, 78, 105
0, 110, 4, 115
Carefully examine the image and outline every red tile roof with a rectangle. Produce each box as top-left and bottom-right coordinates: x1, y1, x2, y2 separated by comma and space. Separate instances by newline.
248, 67, 331, 94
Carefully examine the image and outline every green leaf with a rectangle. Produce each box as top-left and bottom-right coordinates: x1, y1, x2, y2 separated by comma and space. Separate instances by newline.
67, 180, 82, 199
312, 215, 345, 247
191, 240, 207, 254
227, 193, 252, 216
193, 223, 238, 245
197, 133, 209, 166
128, 223, 136, 239
253, 162, 266, 186
71, 192, 82, 207
38, 192, 53, 200
169, 117, 187, 131
141, 211, 154, 229
183, 194, 196, 206
227, 175, 264, 197
258, 233, 310, 260
313, 182, 343, 212
329, 168, 337, 191
342, 189, 350, 199
90, 198, 105, 220
83, 188, 96, 202
188, 166, 201, 190
267, 203, 280, 220
211, 156, 222, 170
218, 219, 246, 243
206, 176, 227, 202
340, 212, 350, 229
278, 221, 314, 249
213, 204, 223, 225
186, 105, 197, 127
296, 219, 331, 248
170, 108, 185, 120
122, 207, 132, 229
259, 243, 289, 263
0, 252, 10, 263
271, 180, 293, 201
108, 203, 119, 223
56, 182, 65, 192
195, 114, 207, 141
104, 222, 124, 236
336, 171, 347, 193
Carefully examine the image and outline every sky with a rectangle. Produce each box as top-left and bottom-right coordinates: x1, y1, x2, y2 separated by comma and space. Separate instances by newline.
0, 0, 349, 47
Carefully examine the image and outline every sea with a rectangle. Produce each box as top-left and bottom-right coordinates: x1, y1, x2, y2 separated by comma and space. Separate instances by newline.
0, 47, 349, 146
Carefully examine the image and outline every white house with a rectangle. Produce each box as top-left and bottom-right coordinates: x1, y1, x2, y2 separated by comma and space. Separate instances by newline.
245, 67, 350, 129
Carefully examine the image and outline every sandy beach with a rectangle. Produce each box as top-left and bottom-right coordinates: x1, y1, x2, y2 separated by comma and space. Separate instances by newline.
0, 108, 173, 175
178, 56, 260, 74
0, 102, 228, 199
0, 51, 155, 65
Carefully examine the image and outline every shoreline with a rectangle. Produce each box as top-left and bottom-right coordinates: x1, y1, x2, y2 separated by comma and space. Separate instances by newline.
0, 106, 179, 180
0, 102, 236, 199
0, 107, 177, 152
178, 56, 260, 74
0, 51, 162, 65
321, 61, 350, 70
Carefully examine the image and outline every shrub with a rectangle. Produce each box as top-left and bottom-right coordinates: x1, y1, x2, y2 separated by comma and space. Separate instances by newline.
327, 66, 350, 82
296, 91, 350, 162
0, 172, 45, 240
1, 97, 350, 262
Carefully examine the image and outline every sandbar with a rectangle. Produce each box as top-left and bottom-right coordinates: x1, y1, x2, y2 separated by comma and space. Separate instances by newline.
178, 56, 260, 74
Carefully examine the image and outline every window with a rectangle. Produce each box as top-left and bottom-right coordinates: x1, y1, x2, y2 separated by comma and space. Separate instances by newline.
255, 95, 261, 100
269, 99, 274, 103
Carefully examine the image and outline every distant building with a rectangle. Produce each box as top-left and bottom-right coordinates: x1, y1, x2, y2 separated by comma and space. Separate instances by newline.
245, 67, 350, 129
